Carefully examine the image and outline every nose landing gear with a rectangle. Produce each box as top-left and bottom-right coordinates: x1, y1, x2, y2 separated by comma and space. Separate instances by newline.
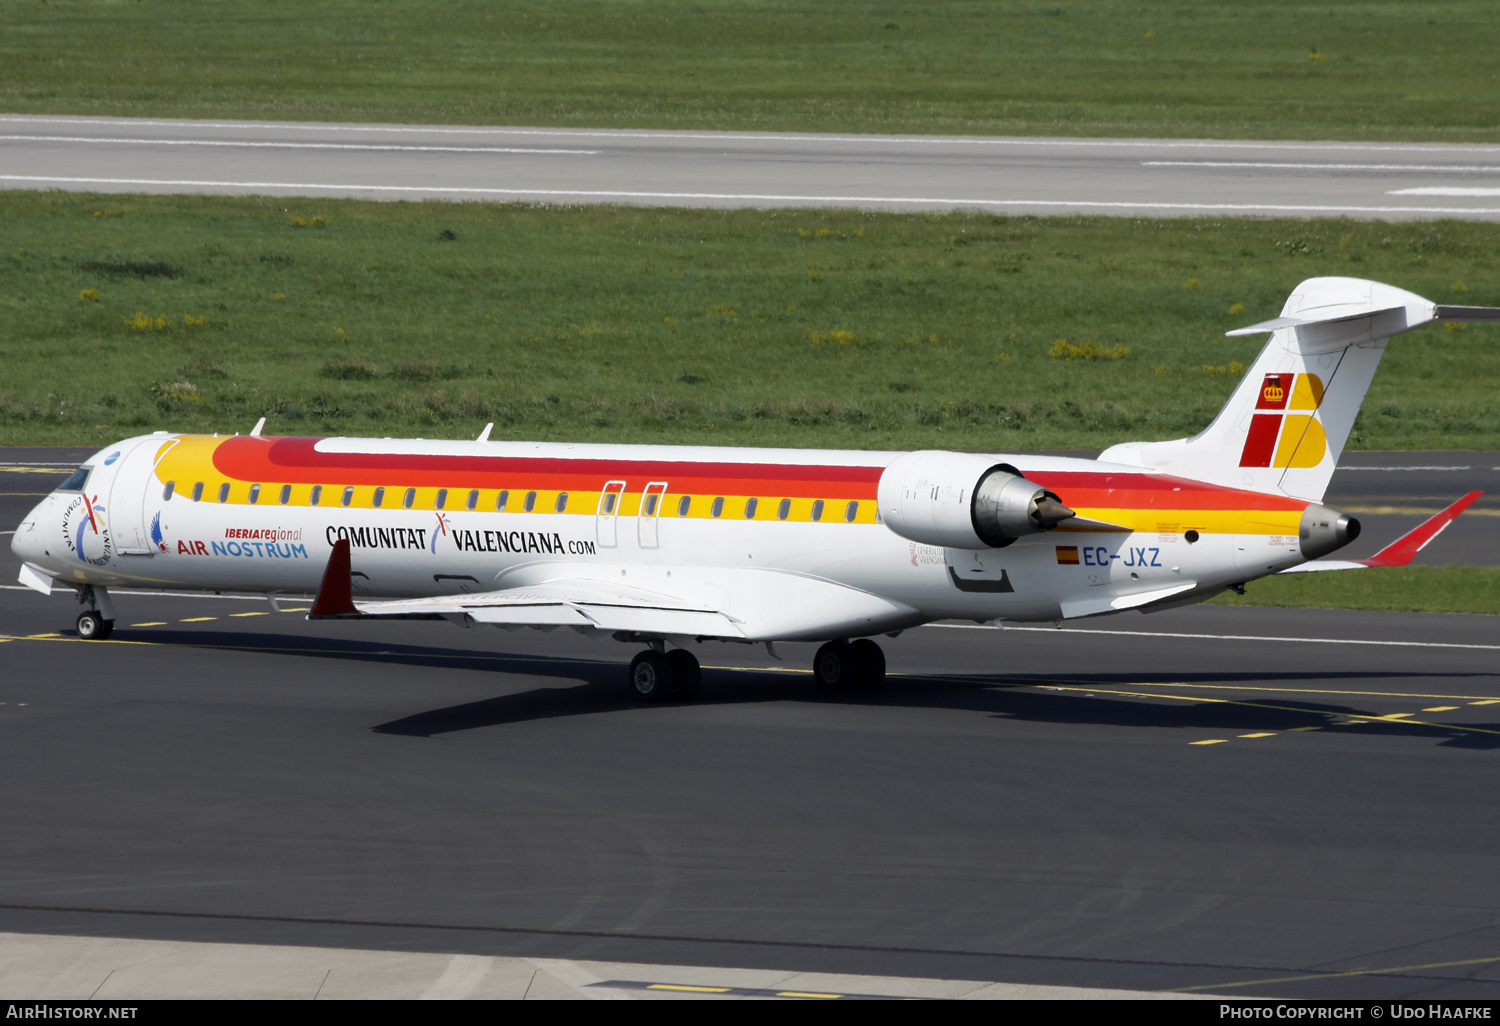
813, 638, 885, 693
76, 610, 113, 640
627, 647, 702, 702
74, 585, 115, 640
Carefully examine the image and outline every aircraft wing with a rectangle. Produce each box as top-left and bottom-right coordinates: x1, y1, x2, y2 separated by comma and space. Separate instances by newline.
1279, 491, 1481, 573
308, 540, 745, 637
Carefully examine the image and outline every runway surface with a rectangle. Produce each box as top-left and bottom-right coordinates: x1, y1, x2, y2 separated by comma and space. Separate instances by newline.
5, 114, 1500, 220
2, 449, 1496, 998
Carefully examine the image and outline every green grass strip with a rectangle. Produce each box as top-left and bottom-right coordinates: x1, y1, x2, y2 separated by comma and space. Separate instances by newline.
3, 192, 1498, 450
1209, 566, 1500, 616
2, 1, 1499, 142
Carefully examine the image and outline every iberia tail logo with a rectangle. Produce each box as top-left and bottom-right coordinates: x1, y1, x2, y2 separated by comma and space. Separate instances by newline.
1239, 373, 1327, 468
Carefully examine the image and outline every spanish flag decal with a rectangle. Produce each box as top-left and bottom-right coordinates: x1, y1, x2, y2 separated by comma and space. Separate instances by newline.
1239, 373, 1327, 468
1055, 545, 1081, 565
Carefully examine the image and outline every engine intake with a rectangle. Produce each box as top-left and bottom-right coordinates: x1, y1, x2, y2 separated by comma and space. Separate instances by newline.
877, 451, 1074, 550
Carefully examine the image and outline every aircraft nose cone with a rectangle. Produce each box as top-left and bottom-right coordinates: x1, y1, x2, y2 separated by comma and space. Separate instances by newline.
10, 497, 52, 566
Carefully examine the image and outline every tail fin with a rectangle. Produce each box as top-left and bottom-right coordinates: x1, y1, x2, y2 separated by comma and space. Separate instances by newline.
1100, 277, 1497, 501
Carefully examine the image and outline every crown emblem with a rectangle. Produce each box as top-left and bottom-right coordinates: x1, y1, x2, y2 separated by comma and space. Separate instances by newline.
1262, 383, 1285, 403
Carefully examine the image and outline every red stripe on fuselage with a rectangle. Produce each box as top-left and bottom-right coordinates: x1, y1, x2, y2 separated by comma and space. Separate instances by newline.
208, 438, 1307, 513
213, 436, 884, 499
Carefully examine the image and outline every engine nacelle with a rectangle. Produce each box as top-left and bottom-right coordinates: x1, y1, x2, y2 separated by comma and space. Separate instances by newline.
877, 451, 1075, 550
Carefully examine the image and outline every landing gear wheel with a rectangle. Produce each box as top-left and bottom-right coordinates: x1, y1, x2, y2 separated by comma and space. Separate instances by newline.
628, 650, 674, 703
666, 649, 701, 701
77, 611, 112, 640
849, 638, 885, 691
813, 641, 857, 692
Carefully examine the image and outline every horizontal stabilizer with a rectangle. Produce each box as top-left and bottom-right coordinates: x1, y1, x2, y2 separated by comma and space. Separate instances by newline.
1225, 305, 1405, 337
1434, 305, 1500, 322
1280, 491, 1481, 573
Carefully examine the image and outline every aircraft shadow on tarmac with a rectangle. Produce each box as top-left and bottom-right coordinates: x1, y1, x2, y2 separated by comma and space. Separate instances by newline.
103, 628, 1500, 750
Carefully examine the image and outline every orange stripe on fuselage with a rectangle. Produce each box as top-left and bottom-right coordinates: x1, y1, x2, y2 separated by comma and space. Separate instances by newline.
1025, 470, 1307, 514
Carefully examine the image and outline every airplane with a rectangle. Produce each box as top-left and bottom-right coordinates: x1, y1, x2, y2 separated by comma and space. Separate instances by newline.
10, 276, 1493, 700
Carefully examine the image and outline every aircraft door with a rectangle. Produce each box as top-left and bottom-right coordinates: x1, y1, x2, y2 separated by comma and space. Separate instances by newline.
107, 437, 170, 555
596, 480, 626, 548
638, 481, 668, 549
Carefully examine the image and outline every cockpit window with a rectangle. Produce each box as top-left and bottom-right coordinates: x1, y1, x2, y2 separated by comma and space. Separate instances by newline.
57, 467, 91, 492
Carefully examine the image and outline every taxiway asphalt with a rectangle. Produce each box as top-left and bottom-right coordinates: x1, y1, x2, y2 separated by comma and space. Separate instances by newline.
5, 114, 1500, 220
1, 449, 1497, 998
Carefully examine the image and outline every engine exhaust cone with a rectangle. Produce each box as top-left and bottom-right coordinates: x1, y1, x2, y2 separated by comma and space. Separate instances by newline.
1032, 497, 1075, 530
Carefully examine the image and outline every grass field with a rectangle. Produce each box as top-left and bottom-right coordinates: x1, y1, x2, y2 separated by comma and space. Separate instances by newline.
1209, 566, 1500, 616
3, 191, 1498, 450
2, 1, 1499, 142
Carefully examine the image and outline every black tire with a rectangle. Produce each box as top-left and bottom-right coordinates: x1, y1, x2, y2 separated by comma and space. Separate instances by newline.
666, 649, 701, 701
96, 618, 115, 640
813, 641, 855, 692
628, 650, 674, 702
849, 638, 885, 691
76, 611, 104, 640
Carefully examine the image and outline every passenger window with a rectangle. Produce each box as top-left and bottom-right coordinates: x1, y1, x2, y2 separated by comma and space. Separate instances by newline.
711, 496, 724, 518
279, 484, 291, 504
777, 498, 790, 521
57, 467, 90, 492
403, 487, 415, 509
436, 488, 448, 510
342, 486, 354, 507
191, 482, 204, 502
218, 483, 231, 503
497, 490, 509, 511
811, 499, 824, 522
162, 481, 175, 501
311, 485, 322, 505
677, 495, 691, 517
644, 494, 658, 516
555, 492, 568, 512
373, 487, 385, 507
465, 489, 477, 511
845, 500, 858, 522
248, 484, 261, 505
604, 492, 617, 514
524, 491, 536, 512
745, 498, 758, 519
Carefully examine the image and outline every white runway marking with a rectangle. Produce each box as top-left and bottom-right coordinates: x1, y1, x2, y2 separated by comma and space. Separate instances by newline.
1146, 161, 1500, 173
5, 175, 1500, 215
1389, 187, 1500, 197
5, 114, 1500, 154
0, 134, 598, 155
932, 623, 1500, 651
1339, 466, 1477, 472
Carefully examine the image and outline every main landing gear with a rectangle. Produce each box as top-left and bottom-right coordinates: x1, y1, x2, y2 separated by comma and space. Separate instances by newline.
627, 648, 702, 703
813, 639, 885, 693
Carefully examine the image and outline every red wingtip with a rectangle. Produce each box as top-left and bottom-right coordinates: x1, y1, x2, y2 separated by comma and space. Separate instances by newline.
309, 538, 358, 617
1360, 491, 1483, 568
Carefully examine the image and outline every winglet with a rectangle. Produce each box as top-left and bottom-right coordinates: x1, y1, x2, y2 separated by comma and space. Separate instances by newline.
1358, 490, 1482, 567
250, 417, 266, 437
477, 422, 494, 443
309, 538, 358, 617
